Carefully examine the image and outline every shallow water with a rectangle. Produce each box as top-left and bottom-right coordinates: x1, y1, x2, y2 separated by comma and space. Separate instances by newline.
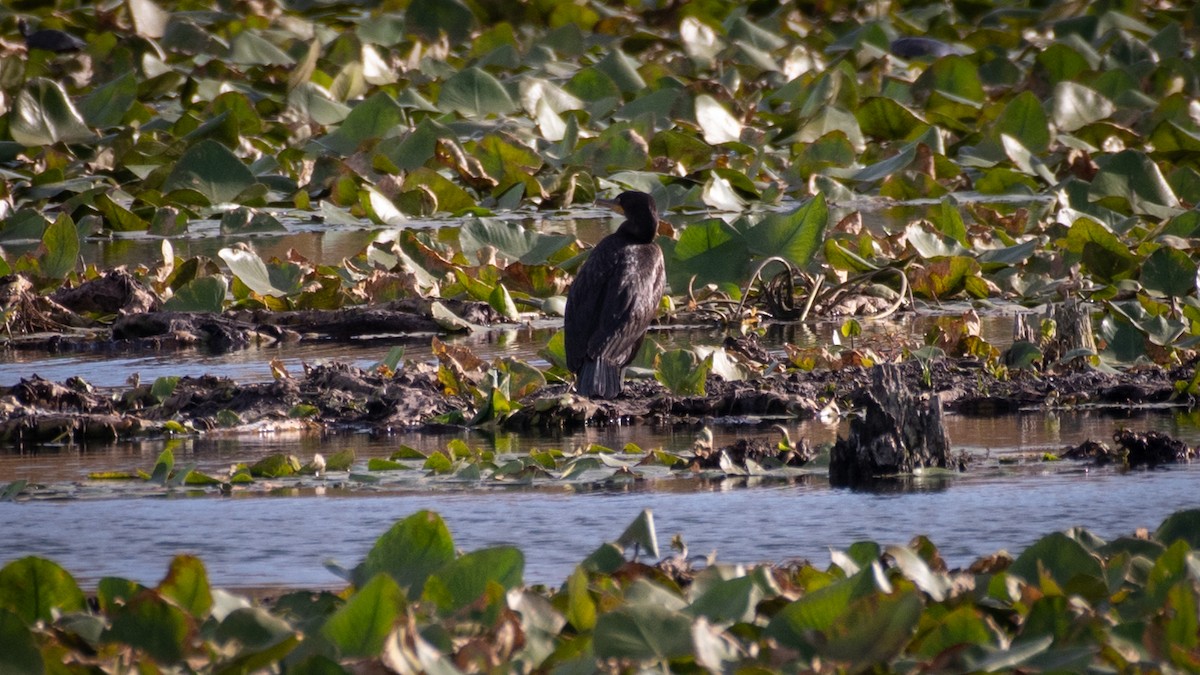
1, 409, 1196, 589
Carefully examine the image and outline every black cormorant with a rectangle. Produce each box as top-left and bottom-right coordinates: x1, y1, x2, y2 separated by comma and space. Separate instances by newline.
18, 19, 86, 53
564, 191, 666, 399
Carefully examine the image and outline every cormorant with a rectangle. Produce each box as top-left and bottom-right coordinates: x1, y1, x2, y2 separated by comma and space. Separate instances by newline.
564, 191, 666, 399
18, 18, 86, 53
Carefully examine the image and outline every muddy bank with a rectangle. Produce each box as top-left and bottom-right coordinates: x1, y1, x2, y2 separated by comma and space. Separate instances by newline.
0, 355, 1186, 445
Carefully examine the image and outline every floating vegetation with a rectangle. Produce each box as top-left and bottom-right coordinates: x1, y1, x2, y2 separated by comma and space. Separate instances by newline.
4, 507, 1200, 671
0, 0, 1199, 371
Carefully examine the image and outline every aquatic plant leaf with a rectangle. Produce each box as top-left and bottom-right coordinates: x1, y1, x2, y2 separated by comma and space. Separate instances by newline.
128, 0, 168, 38
1051, 82, 1114, 132
994, 91, 1050, 154
80, 71, 138, 129
1009, 531, 1103, 587
765, 565, 880, 652
407, 0, 476, 42
149, 447, 174, 485
694, 94, 742, 144
356, 510, 456, 596
249, 454, 301, 478
655, 349, 710, 396
819, 590, 922, 669
229, 31, 294, 66
1065, 218, 1137, 284
1099, 313, 1147, 362
662, 218, 749, 294
1140, 246, 1197, 298
10, 78, 94, 146
317, 92, 405, 155
163, 140, 255, 205
1155, 509, 1200, 549
163, 276, 227, 313
288, 83, 352, 126
856, 97, 925, 140
0, 608, 41, 675
911, 604, 997, 659
0, 210, 47, 243
403, 167, 477, 213
220, 207, 286, 234
460, 218, 573, 265
102, 591, 193, 664
213, 607, 300, 671
566, 566, 596, 631
914, 55, 985, 104
0, 480, 26, 502
593, 602, 693, 661
886, 545, 951, 601
1089, 150, 1181, 219
0, 557, 85, 625
321, 573, 405, 658
219, 246, 288, 297
158, 555, 212, 619
744, 193, 827, 268
40, 213, 79, 280
910, 256, 980, 299
439, 67, 516, 117
688, 574, 760, 624
423, 546, 523, 613
612, 510, 660, 561
95, 193, 148, 232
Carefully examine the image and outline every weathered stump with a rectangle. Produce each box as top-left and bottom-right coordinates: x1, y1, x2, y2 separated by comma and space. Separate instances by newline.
1012, 297, 1095, 365
829, 364, 952, 486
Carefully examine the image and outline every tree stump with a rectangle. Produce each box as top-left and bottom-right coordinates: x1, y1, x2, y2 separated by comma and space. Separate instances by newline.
829, 364, 953, 486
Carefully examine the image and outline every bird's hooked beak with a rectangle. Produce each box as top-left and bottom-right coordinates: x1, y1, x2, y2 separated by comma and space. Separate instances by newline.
595, 197, 623, 214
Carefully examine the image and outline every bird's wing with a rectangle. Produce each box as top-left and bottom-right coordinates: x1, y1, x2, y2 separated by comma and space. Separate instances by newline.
564, 250, 604, 372
590, 247, 664, 367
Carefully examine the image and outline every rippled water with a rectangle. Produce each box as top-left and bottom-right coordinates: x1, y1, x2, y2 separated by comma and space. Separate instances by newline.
1, 409, 1197, 589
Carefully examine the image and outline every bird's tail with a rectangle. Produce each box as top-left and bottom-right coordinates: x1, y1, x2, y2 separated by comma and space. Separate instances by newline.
576, 360, 623, 399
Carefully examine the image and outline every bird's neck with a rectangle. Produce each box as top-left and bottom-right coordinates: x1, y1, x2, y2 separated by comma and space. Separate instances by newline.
617, 213, 657, 243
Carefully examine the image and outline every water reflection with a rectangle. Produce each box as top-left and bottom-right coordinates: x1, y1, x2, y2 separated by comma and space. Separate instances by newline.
1, 409, 1198, 588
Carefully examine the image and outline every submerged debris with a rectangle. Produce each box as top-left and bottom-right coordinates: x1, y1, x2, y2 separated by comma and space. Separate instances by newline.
1062, 429, 1194, 467
690, 434, 815, 471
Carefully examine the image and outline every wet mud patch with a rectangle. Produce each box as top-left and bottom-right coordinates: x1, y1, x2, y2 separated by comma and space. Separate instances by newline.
0, 354, 1189, 445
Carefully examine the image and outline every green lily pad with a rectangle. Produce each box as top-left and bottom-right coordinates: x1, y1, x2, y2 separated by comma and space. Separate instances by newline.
10, 78, 95, 146
163, 140, 256, 205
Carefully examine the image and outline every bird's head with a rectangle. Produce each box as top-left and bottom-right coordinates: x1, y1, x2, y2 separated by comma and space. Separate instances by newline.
598, 191, 670, 241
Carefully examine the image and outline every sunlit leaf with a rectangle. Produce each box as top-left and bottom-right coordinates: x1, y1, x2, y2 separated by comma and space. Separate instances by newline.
10, 78, 94, 146
0, 557, 85, 625
356, 510, 456, 596
321, 573, 405, 658
1051, 82, 1114, 132
694, 94, 742, 144
744, 193, 827, 268
158, 555, 212, 619
40, 213, 79, 279
163, 276, 227, 312
423, 546, 523, 613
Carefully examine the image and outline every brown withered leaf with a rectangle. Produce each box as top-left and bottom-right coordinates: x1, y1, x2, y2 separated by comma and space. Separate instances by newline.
436, 137, 498, 191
